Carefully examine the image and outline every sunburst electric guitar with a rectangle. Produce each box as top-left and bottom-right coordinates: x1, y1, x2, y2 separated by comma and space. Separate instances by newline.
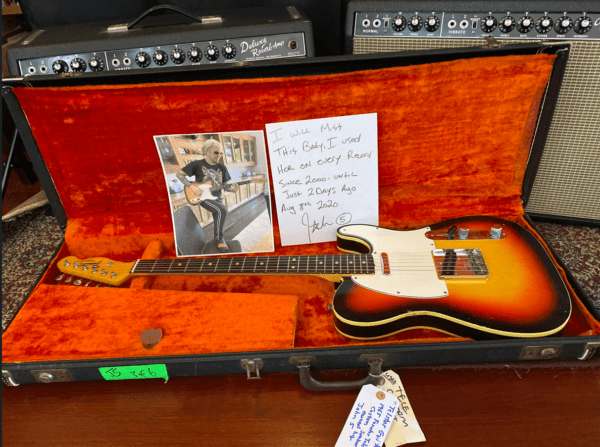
57, 216, 571, 340
184, 177, 266, 205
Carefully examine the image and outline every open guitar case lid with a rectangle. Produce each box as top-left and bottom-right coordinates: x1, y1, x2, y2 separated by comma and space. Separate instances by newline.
3, 43, 600, 387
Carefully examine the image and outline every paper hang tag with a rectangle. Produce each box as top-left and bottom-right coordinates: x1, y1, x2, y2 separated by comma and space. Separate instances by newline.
335, 384, 399, 447
377, 370, 426, 446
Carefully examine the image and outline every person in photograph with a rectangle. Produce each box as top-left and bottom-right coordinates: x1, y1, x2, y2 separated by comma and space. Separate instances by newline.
176, 139, 239, 252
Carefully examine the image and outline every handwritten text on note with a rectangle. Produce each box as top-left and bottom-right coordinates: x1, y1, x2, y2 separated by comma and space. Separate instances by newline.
266, 114, 378, 246
335, 384, 399, 447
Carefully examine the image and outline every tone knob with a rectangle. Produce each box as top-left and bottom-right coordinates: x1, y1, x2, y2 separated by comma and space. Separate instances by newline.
481, 16, 498, 33
188, 46, 202, 62
52, 60, 69, 74
153, 50, 168, 66
458, 227, 470, 240
391, 15, 406, 32
536, 16, 553, 34
554, 16, 573, 34
407, 15, 423, 32
135, 52, 151, 67
222, 43, 236, 59
205, 45, 219, 61
490, 225, 503, 240
574, 16, 593, 34
517, 16, 534, 33
70, 58, 87, 72
499, 16, 516, 33
170, 48, 186, 64
424, 15, 440, 32
89, 57, 105, 71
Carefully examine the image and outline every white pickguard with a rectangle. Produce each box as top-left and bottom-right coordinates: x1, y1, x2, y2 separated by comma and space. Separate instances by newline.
339, 225, 449, 298
190, 184, 220, 203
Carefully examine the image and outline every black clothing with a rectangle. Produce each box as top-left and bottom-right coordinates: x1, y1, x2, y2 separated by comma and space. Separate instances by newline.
182, 159, 231, 199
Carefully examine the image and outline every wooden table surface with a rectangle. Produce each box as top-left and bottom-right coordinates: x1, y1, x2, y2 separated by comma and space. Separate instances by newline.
3, 363, 599, 447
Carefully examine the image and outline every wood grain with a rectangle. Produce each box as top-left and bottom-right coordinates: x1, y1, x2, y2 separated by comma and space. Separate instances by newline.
2, 364, 599, 447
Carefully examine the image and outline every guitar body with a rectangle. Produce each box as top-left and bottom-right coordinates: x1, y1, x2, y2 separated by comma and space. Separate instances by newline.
185, 181, 219, 205
332, 216, 571, 340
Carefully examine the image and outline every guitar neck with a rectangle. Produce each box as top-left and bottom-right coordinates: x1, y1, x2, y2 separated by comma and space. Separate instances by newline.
131, 254, 375, 276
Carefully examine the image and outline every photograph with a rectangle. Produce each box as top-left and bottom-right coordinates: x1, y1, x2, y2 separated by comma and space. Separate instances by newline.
154, 131, 274, 256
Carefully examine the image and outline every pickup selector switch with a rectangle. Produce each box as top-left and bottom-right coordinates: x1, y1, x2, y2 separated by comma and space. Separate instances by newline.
517, 16, 534, 33
153, 50, 168, 66
52, 60, 69, 74
70, 58, 86, 72
536, 16, 553, 34
424, 15, 440, 32
89, 57, 105, 71
205, 45, 219, 61
499, 16, 516, 33
188, 47, 202, 62
481, 16, 498, 33
392, 15, 406, 31
407, 15, 423, 32
170, 48, 185, 64
135, 52, 151, 67
574, 16, 593, 34
222, 43, 236, 59
554, 16, 573, 34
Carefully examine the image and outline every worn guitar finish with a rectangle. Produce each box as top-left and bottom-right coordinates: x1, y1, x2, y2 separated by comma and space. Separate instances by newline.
57, 216, 571, 340
184, 178, 265, 205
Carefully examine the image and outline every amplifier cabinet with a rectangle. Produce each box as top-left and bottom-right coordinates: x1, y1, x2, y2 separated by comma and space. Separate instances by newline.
345, 1, 600, 224
6, 6, 314, 78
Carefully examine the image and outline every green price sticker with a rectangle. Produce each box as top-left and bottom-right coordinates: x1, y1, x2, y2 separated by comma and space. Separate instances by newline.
99, 364, 168, 382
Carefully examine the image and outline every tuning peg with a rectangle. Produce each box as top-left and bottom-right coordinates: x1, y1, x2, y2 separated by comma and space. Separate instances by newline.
64, 276, 73, 284
73, 279, 82, 286
55, 273, 65, 281
84, 280, 93, 287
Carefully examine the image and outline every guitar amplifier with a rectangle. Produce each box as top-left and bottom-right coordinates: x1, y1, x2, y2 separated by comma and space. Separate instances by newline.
5, 5, 314, 78
345, 1, 600, 225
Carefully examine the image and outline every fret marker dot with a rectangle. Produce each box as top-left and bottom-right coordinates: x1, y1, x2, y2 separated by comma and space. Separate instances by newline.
319, 262, 323, 265
209, 263, 213, 266
260, 262, 264, 265
335, 261, 339, 264
236, 263, 240, 265
292, 266, 296, 269
349, 261, 354, 264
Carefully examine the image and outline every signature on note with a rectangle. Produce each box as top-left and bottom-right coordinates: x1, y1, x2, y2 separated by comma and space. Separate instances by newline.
301, 212, 352, 243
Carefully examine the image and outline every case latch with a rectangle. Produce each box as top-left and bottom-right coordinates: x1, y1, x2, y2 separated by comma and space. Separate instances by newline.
2, 370, 19, 386
241, 359, 263, 380
31, 369, 74, 383
578, 341, 600, 361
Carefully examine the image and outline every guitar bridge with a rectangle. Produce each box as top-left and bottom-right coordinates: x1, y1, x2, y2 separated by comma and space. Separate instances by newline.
432, 249, 489, 279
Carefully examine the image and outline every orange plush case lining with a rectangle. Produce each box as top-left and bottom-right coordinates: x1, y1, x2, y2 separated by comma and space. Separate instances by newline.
3, 54, 599, 364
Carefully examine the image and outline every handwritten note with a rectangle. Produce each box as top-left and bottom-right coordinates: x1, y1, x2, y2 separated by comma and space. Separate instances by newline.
266, 114, 378, 246
377, 370, 426, 445
335, 384, 399, 447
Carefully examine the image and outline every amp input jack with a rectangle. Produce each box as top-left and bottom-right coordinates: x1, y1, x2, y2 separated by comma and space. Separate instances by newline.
40, 65, 48, 73
123, 57, 132, 66
448, 20, 457, 29
112, 59, 120, 67
27, 66, 36, 74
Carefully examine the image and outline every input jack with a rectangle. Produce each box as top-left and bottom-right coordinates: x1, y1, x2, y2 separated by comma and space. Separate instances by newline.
112, 58, 120, 67
362, 18, 371, 27
448, 20, 457, 29
373, 19, 381, 27
123, 57, 132, 66
460, 20, 469, 29
40, 65, 48, 73
27, 66, 36, 74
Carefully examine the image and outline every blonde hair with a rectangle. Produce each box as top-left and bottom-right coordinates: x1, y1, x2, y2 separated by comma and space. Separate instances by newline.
202, 139, 223, 156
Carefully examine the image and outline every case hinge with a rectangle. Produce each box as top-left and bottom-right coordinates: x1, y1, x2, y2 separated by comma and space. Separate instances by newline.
241, 359, 263, 380
520, 345, 563, 360
31, 369, 74, 383
578, 341, 600, 361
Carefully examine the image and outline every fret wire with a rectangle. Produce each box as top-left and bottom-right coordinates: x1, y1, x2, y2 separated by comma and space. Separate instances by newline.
253, 257, 258, 273
242, 257, 247, 274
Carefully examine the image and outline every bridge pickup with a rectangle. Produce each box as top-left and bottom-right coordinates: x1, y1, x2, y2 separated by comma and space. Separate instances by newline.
426, 230, 506, 240
432, 249, 489, 279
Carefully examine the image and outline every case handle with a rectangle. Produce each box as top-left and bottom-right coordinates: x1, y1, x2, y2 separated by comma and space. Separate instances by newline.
289, 355, 387, 392
107, 5, 222, 33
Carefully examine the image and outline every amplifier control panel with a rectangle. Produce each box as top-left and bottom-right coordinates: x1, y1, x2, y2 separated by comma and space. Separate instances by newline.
354, 11, 600, 40
18, 33, 307, 76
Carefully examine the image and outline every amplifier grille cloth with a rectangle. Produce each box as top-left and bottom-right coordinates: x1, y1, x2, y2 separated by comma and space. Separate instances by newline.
354, 37, 600, 221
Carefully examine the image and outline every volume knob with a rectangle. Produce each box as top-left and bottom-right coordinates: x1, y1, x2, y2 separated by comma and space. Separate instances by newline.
481, 16, 498, 33
89, 57, 105, 71
392, 15, 406, 32
135, 52, 151, 67
424, 15, 440, 32
70, 58, 87, 72
52, 60, 69, 74
170, 48, 186, 64
153, 50, 168, 66
407, 15, 423, 32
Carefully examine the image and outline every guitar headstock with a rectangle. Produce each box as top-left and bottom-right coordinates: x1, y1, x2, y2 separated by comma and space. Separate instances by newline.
57, 256, 135, 286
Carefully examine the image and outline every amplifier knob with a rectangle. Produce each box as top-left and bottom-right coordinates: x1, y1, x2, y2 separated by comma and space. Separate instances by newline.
517, 16, 535, 33
136, 52, 151, 67
70, 58, 87, 72
424, 15, 440, 32
89, 57, 105, 71
52, 60, 69, 74
392, 15, 406, 32
554, 16, 573, 34
188, 46, 202, 62
574, 16, 593, 34
170, 48, 186, 64
499, 16, 516, 33
222, 43, 236, 59
481, 16, 498, 33
153, 50, 168, 66
407, 15, 423, 32
536, 16, 553, 34
205, 45, 219, 61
